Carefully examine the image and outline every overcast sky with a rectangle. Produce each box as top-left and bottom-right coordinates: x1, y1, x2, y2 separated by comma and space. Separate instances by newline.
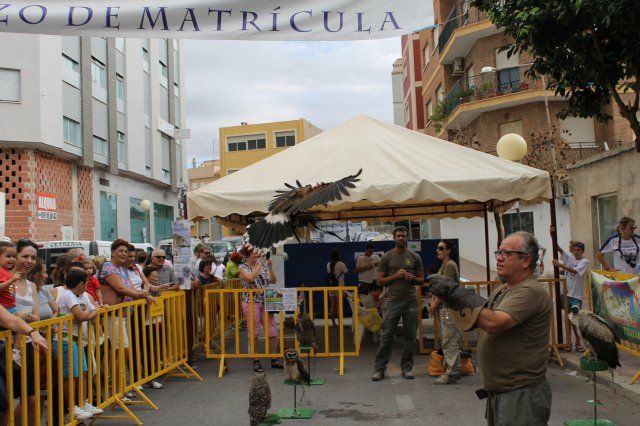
183, 38, 402, 164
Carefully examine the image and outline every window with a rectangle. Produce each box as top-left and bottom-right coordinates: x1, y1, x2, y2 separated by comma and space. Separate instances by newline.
174, 95, 181, 127
145, 126, 152, 171
116, 76, 125, 102
423, 44, 430, 67
0, 68, 21, 102
142, 47, 150, 73
560, 117, 596, 148
503, 211, 534, 235
436, 85, 444, 103
596, 194, 618, 267
115, 37, 125, 52
130, 197, 151, 243
93, 135, 108, 156
62, 55, 80, 73
466, 65, 474, 90
91, 60, 107, 90
433, 24, 439, 50
161, 135, 171, 175
159, 62, 168, 87
117, 131, 127, 162
160, 85, 169, 121
275, 131, 296, 147
63, 117, 81, 147
154, 203, 174, 245
100, 191, 118, 241
227, 135, 265, 151
143, 72, 151, 122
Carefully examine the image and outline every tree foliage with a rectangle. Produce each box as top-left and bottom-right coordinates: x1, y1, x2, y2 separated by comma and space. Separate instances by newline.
472, 0, 640, 151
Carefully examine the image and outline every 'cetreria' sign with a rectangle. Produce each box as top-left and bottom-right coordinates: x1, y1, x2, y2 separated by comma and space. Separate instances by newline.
0, 1, 431, 40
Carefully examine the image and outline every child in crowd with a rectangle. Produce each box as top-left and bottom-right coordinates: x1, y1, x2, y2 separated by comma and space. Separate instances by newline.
0, 241, 21, 314
83, 258, 103, 307
553, 240, 590, 351
55, 269, 103, 421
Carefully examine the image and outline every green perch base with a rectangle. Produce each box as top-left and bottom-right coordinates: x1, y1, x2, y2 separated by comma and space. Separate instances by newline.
277, 407, 314, 419
564, 420, 616, 426
258, 413, 282, 425
579, 356, 609, 372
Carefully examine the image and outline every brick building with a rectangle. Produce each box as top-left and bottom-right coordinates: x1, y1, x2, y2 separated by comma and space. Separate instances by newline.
399, 0, 636, 271
0, 34, 187, 244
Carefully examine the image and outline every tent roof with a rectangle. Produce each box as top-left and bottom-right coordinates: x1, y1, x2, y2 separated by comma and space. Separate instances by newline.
188, 115, 551, 223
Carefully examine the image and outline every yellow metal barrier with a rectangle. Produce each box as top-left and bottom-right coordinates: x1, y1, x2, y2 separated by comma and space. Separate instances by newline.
418, 278, 571, 365
586, 270, 640, 384
204, 286, 360, 377
2, 290, 200, 426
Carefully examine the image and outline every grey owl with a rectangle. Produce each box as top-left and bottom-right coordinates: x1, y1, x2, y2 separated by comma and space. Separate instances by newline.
248, 372, 271, 426
295, 313, 316, 350
284, 348, 310, 385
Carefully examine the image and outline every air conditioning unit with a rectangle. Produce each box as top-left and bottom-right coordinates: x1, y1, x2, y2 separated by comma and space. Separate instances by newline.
452, 57, 464, 75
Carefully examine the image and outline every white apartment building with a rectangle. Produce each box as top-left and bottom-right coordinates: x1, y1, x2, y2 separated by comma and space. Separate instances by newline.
0, 33, 187, 245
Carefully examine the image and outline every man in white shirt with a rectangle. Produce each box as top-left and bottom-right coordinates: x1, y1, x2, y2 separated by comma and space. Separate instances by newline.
552, 241, 590, 351
354, 243, 380, 295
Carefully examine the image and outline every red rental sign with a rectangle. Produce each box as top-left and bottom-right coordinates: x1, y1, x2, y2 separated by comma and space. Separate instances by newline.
37, 192, 57, 220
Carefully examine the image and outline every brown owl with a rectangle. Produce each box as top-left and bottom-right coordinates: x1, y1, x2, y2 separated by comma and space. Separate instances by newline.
295, 313, 317, 350
249, 372, 271, 426
283, 348, 310, 385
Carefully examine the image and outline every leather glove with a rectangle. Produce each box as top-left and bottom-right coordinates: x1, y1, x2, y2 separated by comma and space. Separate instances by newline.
427, 274, 487, 331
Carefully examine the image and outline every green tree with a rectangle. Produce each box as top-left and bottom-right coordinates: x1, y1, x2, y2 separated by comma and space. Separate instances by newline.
472, 0, 640, 151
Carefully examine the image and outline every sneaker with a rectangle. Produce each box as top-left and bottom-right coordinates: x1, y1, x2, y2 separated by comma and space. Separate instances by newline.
434, 374, 457, 385
401, 369, 415, 379
82, 402, 103, 415
371, 370, 385, 381
145, 380, 163, 389
73, 405, 93, 421
12, 349, 21, 367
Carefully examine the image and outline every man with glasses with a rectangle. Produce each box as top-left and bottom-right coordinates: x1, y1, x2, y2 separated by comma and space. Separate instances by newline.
371, 226, 424, 381
150, 249, 179, 291
193, 243, 212, 273
429, 231, 552, 425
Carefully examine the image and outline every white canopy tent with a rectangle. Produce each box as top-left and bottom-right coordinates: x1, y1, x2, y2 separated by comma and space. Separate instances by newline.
188, 115, 551, 223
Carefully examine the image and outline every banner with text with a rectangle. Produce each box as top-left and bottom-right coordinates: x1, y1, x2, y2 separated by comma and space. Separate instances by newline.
589, 270, 640, 345
0, 1, 431, 40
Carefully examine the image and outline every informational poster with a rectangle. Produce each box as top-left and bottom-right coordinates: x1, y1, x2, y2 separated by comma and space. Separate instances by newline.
0, 1, 431, 41
172, 220, 193, 289
265, 288, 297, 312
589, 270, 640, 345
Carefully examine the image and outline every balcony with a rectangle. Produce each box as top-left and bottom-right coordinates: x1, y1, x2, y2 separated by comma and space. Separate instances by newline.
438, 2, 499, 65
437, 64, 561, 132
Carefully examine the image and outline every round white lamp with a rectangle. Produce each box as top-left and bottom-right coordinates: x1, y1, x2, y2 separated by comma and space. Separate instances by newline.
140, 199, 152, 211
496, 133, 528, 162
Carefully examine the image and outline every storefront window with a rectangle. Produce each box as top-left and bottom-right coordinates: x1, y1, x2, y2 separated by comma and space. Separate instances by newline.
100, 191, 117, 241
154, 203, 174, 245
130, 197, 151, 243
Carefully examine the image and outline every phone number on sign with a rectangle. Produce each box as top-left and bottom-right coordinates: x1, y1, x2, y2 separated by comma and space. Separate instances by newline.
38, 211, 57, 220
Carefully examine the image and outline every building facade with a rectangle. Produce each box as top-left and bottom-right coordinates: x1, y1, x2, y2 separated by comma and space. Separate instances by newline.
0, 34, 186, 245
403, 1, 635, 272
391, 58, 406, 126
566, 147, 640, 267
187, 159, 221, 239
219, 119, 322, 177
401, 34, 425, 131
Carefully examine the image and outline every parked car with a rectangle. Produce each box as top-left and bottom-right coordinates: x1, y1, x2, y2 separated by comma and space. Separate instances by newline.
222, 236, 244, 251
157, 237, 201, 262
206, 241, 235, 264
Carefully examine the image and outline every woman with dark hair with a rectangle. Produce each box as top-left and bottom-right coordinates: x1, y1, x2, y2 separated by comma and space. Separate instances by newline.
192, 259, 221, 288
430, 240, 462, 385
28, 259, 58, 321
326, 249, 349, 328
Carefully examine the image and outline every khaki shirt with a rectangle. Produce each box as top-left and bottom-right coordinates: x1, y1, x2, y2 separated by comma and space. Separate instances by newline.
477, 276, 552, 392
377, 249, 423, 301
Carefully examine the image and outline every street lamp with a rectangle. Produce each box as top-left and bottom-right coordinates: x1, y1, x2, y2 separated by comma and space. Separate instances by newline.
497, 133, 528, 231
140, 199, 152, 244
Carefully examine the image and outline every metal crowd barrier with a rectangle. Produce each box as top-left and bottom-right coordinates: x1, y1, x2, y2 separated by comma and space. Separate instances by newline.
417, 278, 571, 366
2, 290, 201, 426
204, 286, 360, 377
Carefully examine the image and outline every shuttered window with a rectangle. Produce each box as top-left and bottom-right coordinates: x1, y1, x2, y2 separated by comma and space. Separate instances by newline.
0, 68, 20, 102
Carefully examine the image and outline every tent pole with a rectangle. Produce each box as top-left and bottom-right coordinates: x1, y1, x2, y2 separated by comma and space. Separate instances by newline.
483, 204, 491, 282
549, 181, 563, 344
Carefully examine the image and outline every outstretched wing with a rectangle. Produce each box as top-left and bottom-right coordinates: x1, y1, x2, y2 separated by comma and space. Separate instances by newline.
245, 213, 295, 251
579, 311, 621, 368
268, 169, 362, 214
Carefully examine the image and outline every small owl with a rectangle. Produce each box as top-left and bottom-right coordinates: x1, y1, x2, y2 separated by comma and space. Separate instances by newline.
249, 372, 271, 426
283, 348, 310, 385
295, 313, 316, 350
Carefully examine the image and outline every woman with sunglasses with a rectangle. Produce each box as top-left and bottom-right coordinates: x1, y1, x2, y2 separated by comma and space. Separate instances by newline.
597, 216, 640, 274
429, 240, 462, 385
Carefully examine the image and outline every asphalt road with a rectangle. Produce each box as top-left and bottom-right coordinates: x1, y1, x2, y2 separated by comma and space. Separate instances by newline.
102, 339, 639, 426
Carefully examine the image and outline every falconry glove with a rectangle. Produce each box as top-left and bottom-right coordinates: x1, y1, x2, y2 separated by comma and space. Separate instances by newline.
427, 274, 487, 331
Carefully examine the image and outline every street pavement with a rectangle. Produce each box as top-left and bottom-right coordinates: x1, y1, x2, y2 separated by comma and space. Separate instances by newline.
98, 337, 640, 426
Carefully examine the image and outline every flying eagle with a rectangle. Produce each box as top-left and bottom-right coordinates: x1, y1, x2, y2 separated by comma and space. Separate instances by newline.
244, 169, 363, 251
569, 307, 621, 369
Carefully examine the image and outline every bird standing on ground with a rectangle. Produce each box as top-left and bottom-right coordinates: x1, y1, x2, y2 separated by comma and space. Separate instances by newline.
295, 313, 317, 350
244, 169, 363, 252
569, 307, 621, 369
283, 348, 310, 385
249, 372, 271, 426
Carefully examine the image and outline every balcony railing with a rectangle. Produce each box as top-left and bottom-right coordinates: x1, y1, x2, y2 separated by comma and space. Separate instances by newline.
438, 1, 489, 53
440, 64, 545, 119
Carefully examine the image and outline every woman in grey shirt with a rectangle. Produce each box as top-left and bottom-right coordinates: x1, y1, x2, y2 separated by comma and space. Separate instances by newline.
28, 259, 58, 320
